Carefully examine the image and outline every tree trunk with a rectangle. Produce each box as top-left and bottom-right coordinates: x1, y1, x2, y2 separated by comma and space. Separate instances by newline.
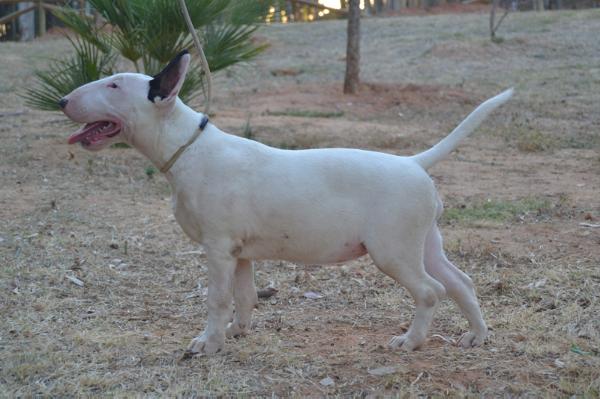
343, 0, 360, 94
274, 1, 281, 22
364, 0, 375, 15
285, 0, 294, 21
490, 0, 510, 40
18, 2, 34, 41
35, 1, 45, 37
490, 0, 498, 38
534, 0, 545, 10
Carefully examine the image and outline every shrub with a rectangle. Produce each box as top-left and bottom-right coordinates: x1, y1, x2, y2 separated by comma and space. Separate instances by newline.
22, 0, 270, 111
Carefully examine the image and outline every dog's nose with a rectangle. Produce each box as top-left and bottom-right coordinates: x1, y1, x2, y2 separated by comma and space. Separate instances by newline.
58, 98, 69, 109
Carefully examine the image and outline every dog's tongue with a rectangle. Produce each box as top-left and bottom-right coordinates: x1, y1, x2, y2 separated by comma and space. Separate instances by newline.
68, 121, 110, 144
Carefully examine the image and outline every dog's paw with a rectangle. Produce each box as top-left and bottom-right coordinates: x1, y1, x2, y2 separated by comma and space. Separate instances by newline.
185, 333, 225, 357
225, 321, 249, 338
388, 333, 425, 351
458, 331, 487, 348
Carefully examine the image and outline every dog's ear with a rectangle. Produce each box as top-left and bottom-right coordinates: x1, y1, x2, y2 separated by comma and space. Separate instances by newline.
148, 50, 190, 106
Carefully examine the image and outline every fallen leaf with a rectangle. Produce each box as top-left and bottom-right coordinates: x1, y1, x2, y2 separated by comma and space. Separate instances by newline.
257, 287, 278, 299
533, 278, 547, 288
351, 277, 366, 287
431, 334, 456, 345
489, 279, 505, 292
271, 68, 301, 77
304, 291, 323, 299
570, 344, 591, 355
523, 278, 546, 289
65, 275, 84, 287
319, 376, 335, 387
368, 366, 397, 376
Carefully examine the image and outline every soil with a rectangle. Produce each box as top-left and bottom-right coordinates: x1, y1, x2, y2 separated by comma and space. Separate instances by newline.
1, 10, 599, 397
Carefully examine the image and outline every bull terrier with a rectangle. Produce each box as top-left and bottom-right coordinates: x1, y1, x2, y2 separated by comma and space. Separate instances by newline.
60, 50, 513, 356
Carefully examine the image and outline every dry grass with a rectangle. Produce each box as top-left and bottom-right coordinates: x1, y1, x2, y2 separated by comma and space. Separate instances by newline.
2, 10, 600, 397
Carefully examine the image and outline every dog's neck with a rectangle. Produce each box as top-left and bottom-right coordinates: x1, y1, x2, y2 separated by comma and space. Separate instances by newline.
132, 99, 207, 174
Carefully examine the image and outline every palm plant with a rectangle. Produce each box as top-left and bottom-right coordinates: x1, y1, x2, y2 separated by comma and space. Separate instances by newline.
22, 0, 271, 111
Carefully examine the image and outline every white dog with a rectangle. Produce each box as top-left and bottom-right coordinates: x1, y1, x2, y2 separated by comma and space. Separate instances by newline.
60, 50, 513, 356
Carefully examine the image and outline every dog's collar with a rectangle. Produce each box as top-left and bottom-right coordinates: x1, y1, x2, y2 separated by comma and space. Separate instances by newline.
160, 115, 209, 174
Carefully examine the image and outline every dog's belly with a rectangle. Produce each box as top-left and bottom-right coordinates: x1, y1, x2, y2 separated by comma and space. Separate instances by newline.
238, 233, 368, 264
331, 241, 368, 262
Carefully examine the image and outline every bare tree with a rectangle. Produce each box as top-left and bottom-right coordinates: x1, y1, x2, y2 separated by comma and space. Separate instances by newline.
388, 0, 401, 10
274, 1, 281, 22
18, 2, 34, 41
344, 0, 360, 94
285, 0, 295, 22
489, 0, 510, 40
364, 0, 374, 15
534, 0, 545, 10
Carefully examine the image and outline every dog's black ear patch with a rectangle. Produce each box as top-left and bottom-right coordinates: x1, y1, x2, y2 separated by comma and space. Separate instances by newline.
148, 49, 189, 103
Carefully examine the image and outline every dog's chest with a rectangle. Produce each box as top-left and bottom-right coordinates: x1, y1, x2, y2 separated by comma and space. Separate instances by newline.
172, 191, 203, 242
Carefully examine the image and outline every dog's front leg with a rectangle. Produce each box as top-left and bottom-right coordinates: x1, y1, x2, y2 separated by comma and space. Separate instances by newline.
226, 259, 258, 338
187, 246, 236, 356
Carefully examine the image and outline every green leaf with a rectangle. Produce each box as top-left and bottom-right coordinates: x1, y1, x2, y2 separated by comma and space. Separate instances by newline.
224, 0, 272, 25
570, 344, 592, 356
22, 38, 116, 111
202, 24, 269, 72
21, 0, 271, 110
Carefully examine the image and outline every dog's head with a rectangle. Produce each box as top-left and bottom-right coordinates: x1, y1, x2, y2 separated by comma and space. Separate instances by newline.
60, 50, 191, 151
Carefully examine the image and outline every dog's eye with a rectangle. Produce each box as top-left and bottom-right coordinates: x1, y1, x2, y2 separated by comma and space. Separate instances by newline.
108, 83, 118, 89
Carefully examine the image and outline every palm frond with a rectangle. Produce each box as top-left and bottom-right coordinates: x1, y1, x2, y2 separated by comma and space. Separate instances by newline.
88, 0, 144, 63
22, 0, 269, 111
53, 7, 112, 53
202, 24, 269, 72
22, 39, 115, 111
179, 65, 206, 104
223, 0, 273, 25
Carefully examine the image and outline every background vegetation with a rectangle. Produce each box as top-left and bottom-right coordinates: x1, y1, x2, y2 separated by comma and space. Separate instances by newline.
21, 0, 271, 110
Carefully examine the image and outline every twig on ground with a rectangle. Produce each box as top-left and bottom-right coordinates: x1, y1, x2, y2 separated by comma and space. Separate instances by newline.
176, 250, 204, 256
579, 222, 600, 228
65, 275, 84, 287
411, 371, 425, 386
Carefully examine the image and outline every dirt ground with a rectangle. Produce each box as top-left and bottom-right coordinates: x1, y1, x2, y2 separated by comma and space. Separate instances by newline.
1, 10, 599, 397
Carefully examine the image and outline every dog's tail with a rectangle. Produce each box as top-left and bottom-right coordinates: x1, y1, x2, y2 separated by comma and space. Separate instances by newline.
411, 88, 513, 170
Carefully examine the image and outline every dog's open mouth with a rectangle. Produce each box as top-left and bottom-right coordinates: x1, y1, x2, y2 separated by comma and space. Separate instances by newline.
68, 121, 122, 147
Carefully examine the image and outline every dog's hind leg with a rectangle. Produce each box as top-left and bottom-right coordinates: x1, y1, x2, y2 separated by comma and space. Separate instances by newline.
226, 259, 258, 338
424, 224, 488, 347
367, 235, 446, 351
